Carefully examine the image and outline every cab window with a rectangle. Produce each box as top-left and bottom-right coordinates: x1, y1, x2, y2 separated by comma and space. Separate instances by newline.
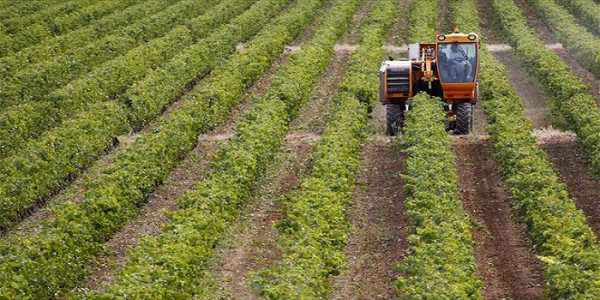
438, 43, 476, 83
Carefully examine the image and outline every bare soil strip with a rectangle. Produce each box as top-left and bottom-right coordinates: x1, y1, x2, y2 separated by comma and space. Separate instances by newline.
540, 139, 600, 239
492, 51, 552, 129
453, 137, 546, 300
511, 0, 600, 103
210, 50, 352, 299
330, 138, 407, 300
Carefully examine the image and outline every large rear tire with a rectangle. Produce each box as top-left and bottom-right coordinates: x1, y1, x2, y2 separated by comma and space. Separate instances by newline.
455, 102, 473, 135
386, 103, 404, 136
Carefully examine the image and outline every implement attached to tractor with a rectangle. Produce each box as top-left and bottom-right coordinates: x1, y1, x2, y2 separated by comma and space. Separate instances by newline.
380, 29, 480, 135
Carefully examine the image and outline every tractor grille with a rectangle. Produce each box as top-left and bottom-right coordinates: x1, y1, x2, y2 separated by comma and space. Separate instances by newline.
386, 69, 409, 93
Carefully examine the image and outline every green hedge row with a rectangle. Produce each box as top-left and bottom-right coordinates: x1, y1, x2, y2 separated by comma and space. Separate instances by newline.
0, 0, 66, 20
0, 0, 213, 106
0, 0, 250, 158
88, 0, 361, 297
124, 0, 281, 128
408, 0, 437, 43
555, 0, 600, 35
0, 0, 179, 84
0, 0, 143, 56
0, 0, 100, 32
527, 0, 600, 77
0, 0, 324, 298
395, 94, 482, 299
491, 0, 600, 176
0, 26, 192, 160
452, 0, 600, 297
0, 0, 288, 233
253, 2, 394, 298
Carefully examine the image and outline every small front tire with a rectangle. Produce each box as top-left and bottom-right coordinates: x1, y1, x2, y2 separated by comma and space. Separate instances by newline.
386, 103, 404, 136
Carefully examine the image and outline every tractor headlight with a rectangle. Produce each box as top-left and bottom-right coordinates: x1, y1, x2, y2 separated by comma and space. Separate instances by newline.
468, 33, 477, 41
437, 34, 446, 41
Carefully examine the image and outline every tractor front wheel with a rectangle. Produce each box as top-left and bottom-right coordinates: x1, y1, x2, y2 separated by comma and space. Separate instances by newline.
455, 102, 473, 135
386, 103, 404, 136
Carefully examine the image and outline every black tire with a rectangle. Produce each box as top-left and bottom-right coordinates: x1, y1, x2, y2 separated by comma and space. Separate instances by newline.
386, 103, 404, 136
455, 102, 473, 135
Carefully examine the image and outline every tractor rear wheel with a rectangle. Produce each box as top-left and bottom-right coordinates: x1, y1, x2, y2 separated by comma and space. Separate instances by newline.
386, 103, 404, 136
455, 102, 473, 135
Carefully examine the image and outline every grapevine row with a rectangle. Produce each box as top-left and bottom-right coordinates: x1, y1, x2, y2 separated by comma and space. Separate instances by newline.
0, 0, 143, 56
86, 1, 361, 295
0, 0, 254, 110
452, 0, 600, 297
0, 0, 287, 233
0, 0, 324, 298
527, 0, 600, 77
0, 0, 182, 86
491, 0, 600, 176
408, 0, 437, 43
0, 0, 263, 160
555, 0, 600, 35
0, 0, 67, 20
395, 93, 482, 298
254, 1, 395, 298
0, 0, 213, 107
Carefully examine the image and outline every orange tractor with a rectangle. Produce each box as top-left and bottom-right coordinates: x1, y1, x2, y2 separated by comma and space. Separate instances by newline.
380, 30, 480, 135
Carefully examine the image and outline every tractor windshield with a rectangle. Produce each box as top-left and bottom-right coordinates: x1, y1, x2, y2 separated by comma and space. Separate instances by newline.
438, 43, 476, 83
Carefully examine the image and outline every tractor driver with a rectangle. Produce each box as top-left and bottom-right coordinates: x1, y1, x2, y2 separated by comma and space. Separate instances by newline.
447, 43, 472, 82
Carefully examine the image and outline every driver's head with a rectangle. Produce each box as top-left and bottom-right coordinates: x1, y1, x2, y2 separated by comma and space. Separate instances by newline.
451, 44, 459, 51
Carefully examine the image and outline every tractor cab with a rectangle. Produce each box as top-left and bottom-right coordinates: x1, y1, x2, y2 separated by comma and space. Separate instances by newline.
379, 30, 480, 135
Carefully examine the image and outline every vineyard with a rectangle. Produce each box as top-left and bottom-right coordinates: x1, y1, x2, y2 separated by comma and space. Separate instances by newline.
1, 0, 600, 298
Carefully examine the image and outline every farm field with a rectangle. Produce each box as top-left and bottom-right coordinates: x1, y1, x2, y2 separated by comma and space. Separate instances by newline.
1, 0, 600, 299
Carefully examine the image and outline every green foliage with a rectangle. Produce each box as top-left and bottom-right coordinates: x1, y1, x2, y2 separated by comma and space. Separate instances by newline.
408, 0, 437, 42
0, 0, 324, 298
0, 0, 179, 85
490, 0, 600, 177
0, 0, 143, 56
125, 0, 282, 128
451, 0, 600, 297
0, 0, 68, 20
88, 0, 358, 297
395, 94, 482, 299
253, 1, 395, 298
528, 0, 600, 77
555, 0, 600, 35
0, 0, 225, 107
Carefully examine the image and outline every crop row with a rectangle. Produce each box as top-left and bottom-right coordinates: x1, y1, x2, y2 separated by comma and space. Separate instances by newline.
2, 0, 253, 109
492, 1, 600, 176
0, 0, 181, 85
0, 0, 211, 107
0, 0, 67, 20
555, 0, 600, 35
88, 0, 362, 297
407, 0, 437, 43
0, 0, 326, 298
395, 93, 481, 299
0, 0, 144, 56
452, 0, 600, 297
527, 0, 600, 77
1, 0, 100, 32
0, 0, 266, 160
253, 1, 395, 298
0, 0, 289, 233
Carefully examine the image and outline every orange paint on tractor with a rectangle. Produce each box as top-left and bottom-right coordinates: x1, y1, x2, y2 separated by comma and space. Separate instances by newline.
380, 30, 480, 135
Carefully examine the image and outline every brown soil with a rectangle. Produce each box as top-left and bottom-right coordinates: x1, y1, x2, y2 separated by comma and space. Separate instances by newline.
511, 0, 600, 104
540, 140, 600, 239
386, 0, 411, 46
330, 139, 407, 300
453, 137, 546, 300
210, 48, 352, 300
493, 51, 552, 128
